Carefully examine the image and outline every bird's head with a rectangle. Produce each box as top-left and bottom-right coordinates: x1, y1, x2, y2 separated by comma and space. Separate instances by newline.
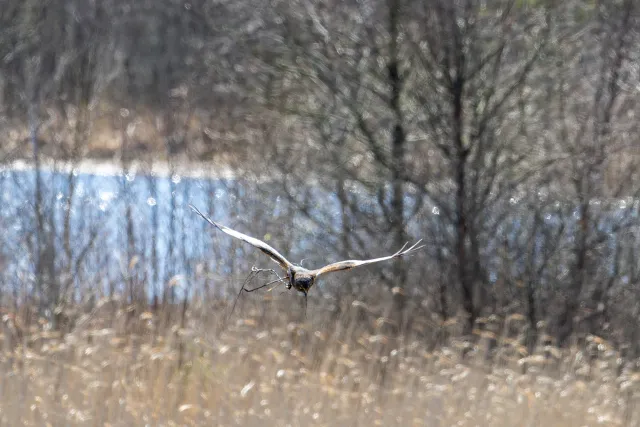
289, 268, 315, 294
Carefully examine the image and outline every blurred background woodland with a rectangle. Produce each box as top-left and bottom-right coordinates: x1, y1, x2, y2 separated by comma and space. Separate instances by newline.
1, 0, 640, 425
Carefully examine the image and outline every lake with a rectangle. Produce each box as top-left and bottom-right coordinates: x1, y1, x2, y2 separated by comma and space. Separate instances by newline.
0, 161, 637, 309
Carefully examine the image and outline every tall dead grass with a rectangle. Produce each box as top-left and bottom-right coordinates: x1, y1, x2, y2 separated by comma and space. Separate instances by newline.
0, 293, 638, 426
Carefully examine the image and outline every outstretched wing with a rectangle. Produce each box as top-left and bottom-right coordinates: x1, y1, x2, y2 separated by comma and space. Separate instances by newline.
189, 204, 293, 271
315, 240, 425, 276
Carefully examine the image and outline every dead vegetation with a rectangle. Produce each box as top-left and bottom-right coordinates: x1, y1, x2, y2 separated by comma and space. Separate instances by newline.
0, 293, 638, 427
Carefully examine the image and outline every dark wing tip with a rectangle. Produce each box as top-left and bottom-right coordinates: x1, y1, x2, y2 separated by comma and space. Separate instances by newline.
397, 239, 425, 256
189, 204, 218, 228
188, 203, 204, 217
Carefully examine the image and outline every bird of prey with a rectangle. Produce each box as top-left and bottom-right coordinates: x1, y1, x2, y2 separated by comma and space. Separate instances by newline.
189, 204, 424, 313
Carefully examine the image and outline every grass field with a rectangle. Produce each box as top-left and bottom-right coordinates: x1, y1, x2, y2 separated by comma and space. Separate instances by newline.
0, 294, 638, 426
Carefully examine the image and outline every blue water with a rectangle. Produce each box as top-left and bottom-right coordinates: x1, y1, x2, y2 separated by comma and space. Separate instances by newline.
0, 166, 392, 302
0, 165, 637, 305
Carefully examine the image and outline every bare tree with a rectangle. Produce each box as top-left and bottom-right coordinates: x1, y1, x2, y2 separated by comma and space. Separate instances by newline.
547, 0, 639, 344
261, 0, 552, 332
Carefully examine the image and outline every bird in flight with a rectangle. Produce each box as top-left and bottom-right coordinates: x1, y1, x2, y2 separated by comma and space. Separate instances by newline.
189, 204, 424, 314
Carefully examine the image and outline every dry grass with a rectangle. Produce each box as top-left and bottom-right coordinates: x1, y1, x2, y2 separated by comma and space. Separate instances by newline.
0, 294, 638, 427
